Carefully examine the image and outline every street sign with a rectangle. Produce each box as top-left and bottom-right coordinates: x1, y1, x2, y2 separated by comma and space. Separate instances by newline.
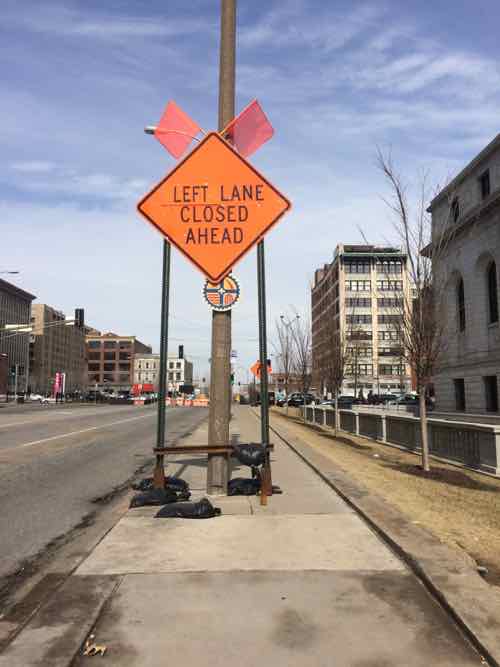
137, 132, 291, 283
203, 275, 240, 311
250, 359, 272, 378
250, 361, 260, 377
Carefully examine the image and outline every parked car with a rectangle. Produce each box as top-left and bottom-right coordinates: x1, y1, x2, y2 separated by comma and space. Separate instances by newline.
320, 395, 356, 409
387, 393, 419, 407
29, 393, 52, 404
287, 392, 317, 407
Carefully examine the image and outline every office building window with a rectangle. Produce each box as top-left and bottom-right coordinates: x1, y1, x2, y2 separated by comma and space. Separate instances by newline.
348, 330, 372, 340
347, 347, 372, 357
377, 280, 403, 291
457, 278, 465, 332
379, 330, 401, 341
484, 376, 499, 412
487, 261, 499, 324
88, 340, 101, 349
346, 280, 371, 291
104, 351, 115, 361
346, 314, 372, 324
88, 352, 100, 361
379, 364, 404, 376
378, 314, 403, 324
345, 364, 373, 376
344, 261, 371, 274
479, 170, 490, 200
104, 340, 117, 349
454, 378, 466, 411
378, 297, 403, 307
103, 363, 115, 372
376, 261, 403, 275
346, 297, 371, 308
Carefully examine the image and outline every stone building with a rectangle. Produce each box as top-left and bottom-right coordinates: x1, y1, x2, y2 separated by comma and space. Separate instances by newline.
86, 332, 152, 391
311, 244, 412, 397
429, 134, 500, 413
133, 346, 193, 393
0, 278, 36, 393
29, 304, 87, 394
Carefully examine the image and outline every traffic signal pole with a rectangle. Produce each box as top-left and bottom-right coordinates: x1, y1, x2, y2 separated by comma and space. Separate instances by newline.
207, 0, 236, 495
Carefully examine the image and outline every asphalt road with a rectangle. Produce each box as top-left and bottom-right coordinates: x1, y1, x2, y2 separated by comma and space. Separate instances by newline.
0, 403, 208, 583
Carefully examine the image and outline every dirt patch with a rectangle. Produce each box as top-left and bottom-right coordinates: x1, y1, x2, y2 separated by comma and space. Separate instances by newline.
271, 409, 500, 588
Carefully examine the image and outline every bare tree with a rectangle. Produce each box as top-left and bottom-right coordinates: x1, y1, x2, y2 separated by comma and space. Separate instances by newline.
273, 317, 295, 415
376, 148, 455, 472
289, 313, 312, 421
321, 318, 348, 434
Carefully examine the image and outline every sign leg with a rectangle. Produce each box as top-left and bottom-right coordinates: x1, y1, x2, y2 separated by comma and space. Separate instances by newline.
154, 240, 171, 489
257, 239, 272, 505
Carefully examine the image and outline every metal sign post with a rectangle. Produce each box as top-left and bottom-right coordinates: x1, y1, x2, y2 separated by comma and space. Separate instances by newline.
257, 240, 272, 504
153, 239, 171, 489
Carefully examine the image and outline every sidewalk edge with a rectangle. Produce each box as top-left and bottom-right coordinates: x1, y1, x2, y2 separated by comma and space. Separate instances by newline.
266, 412, 500, 667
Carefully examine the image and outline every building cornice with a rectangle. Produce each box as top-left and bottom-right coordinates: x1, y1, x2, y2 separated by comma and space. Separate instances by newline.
0, 278, 36, 302
428, 132, 500, 211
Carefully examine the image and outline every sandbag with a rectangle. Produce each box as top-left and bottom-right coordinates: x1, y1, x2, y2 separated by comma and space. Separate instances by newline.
228, 477, 284, 496
132, 476, 189, 493
228, 477, 261, 496
232, 443, 266, 467
129, 487, 189, 508
155, 498, 221, 519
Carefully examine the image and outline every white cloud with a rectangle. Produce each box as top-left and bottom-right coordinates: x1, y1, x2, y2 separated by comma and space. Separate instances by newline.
10, 160, 57, 173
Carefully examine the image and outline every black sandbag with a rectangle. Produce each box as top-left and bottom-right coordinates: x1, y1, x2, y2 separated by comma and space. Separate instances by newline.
129, 487, 180, 508
232, 443, 266, 467
132, 476, 189, 493
155, 498, 221, 519
228, 477, 284, 496
228, 477, 261, 496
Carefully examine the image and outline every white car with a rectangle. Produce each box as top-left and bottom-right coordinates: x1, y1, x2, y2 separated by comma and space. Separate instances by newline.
29, 394, 53, 404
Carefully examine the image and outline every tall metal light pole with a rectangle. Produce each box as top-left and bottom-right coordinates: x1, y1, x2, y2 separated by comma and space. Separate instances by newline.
207, 0, 236, 495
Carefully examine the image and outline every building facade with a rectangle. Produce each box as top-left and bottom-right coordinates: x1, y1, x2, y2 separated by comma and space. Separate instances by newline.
429, 134, 500, 413
167, 346, 193, 393
311, 244, 412, 397
133, 347, 193, 393
29, 304, 87, 394
0, 278, 36, 393
86, 332, 152, 391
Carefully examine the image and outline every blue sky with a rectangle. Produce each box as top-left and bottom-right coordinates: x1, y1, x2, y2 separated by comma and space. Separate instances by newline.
2, 0, 500, 383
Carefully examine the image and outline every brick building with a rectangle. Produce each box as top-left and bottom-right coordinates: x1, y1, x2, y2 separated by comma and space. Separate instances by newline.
311, 244, 412, 397
429, 134, 500, 413
29, 304, 87, 394
0, 278, 36, 393
86, 332, 152, 391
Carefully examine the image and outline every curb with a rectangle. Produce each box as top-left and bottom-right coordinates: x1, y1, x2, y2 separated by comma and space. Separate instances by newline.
266, 412, 500, 667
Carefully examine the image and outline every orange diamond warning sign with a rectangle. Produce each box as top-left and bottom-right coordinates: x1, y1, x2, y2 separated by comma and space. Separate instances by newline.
137, 132, 291, 283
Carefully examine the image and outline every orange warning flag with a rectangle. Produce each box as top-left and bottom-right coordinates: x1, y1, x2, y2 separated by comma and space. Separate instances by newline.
223, 100, 274, 158
154, 101, 201, 159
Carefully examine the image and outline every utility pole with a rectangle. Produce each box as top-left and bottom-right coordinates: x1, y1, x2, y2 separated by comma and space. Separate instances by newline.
207, 0, 236, 495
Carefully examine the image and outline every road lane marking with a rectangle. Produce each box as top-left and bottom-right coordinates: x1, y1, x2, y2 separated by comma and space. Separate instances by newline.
0, 407, 149, 430
11, 413, 156, 450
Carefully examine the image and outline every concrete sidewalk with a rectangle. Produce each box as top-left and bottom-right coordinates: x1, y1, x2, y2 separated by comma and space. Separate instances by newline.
0, 406, 485, 666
